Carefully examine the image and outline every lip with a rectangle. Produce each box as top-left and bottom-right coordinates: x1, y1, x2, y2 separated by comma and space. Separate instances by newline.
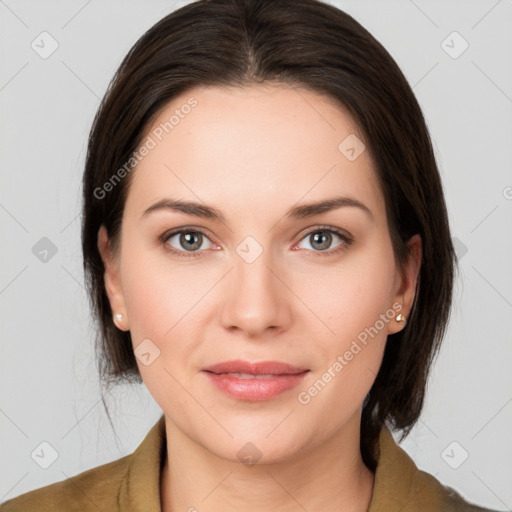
202, 360, 310, 402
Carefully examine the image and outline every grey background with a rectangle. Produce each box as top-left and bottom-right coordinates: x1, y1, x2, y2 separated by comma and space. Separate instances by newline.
1, 0, 511, 509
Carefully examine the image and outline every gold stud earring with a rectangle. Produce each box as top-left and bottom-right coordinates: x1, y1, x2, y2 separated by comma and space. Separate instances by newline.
396, 313, 406, 324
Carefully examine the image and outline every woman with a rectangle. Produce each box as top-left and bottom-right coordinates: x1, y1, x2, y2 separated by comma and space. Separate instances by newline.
0, 0, 503, 510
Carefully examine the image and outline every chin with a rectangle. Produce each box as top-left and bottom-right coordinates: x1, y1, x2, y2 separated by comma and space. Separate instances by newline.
197, 420, 312, 466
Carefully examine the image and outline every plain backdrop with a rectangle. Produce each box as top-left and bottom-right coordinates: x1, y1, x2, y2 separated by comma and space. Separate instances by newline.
1, 0, 511, 509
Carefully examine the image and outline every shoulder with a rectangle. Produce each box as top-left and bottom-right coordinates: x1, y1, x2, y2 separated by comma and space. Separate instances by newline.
0, 415, 166, 512
370, 427, 505, 512
411, 466, 503, 512
0, 453, 131, 511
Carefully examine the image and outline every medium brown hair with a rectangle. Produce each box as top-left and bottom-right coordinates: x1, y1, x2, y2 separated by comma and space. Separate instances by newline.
81, 0, 456, 470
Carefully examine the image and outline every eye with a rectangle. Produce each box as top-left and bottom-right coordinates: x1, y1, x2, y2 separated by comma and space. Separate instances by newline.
295, 226, 353, 256
159, 225, 353, 259
160, 228, 218, 258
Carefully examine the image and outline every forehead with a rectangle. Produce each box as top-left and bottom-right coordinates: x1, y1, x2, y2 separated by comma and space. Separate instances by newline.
125, 84, 386, 225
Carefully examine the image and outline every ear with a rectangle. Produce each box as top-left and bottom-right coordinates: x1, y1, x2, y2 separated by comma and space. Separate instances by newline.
97, 225, 129, 331
387, 234, 422, 335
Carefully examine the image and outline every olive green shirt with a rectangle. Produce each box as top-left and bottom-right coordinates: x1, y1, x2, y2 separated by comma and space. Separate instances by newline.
0, 414, 501, 511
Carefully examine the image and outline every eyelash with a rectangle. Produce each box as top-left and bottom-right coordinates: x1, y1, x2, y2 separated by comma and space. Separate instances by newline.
158, 225, 353, 259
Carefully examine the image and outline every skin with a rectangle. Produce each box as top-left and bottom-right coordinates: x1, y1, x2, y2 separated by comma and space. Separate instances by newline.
97, 83, 421, 512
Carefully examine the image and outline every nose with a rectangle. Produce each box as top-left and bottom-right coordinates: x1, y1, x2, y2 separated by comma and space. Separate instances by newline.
219, 246, 292, 338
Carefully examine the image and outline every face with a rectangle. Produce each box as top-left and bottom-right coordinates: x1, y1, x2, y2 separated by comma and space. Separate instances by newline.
98, 84, 420, 464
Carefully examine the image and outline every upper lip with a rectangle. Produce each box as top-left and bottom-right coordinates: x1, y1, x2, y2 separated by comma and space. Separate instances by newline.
202, 360, 309, 375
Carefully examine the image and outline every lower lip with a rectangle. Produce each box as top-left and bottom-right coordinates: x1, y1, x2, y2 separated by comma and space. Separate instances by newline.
203, 371, 309, 401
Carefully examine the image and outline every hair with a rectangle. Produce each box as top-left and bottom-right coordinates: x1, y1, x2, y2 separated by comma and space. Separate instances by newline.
81, 0, 456, 470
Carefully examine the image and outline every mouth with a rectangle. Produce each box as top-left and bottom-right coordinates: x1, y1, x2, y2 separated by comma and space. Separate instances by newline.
202, 359, 309, 375
209, 372, 301, 379
201, 360, 310, 401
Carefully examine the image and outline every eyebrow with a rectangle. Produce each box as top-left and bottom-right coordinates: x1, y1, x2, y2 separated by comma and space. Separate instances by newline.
141, 195, 374, 222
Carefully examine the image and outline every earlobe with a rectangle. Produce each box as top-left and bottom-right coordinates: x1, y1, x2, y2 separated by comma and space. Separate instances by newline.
97, 225, 128, 331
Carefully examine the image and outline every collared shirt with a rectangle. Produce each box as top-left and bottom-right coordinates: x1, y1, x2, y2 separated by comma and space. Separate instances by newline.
0, 414, 500, 511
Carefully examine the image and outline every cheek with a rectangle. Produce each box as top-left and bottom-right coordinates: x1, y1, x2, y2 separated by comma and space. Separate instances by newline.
119, 246, 209, 409
294, 284, 393, 432
292, 240, 396, 404
294, 242, 397, 346
120, 240, 212, 339
119, 242, 221, 391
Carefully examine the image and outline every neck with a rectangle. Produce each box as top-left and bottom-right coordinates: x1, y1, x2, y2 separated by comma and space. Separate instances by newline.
160, 413, 375, 512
